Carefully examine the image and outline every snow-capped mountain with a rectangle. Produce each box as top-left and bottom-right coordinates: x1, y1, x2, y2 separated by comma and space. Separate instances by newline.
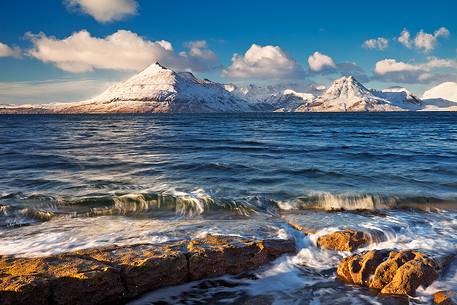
422, 82, 457, 103
1, 66, 456, 113
371, 87, 422, 110
0, 63, 252, 113
294, 76, 419, 112
226, 83, 321, 112
419, 82, 457, 111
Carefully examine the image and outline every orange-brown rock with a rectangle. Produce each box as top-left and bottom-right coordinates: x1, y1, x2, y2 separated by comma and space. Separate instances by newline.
317, 229, 369, 251
380, 253, 439, 295
337, 249, 445, 296
76, 241, 188, 298
0, 235, 296, 305
286, 222, 317, 235
434, 290, 456, 305
187, 235, 295, 280
337, 250, 389, 285
317, 229, 387, 252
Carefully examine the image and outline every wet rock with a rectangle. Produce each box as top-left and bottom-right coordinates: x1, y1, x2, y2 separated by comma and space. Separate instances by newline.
187, 235, 295, 280
76, 241, 188, 298
337, 250, 389, 285
0, 255, 125, 305
286, 221, 317, 235
0, 275, 50, 305
0, 236, 296, 305
434, 290, 456, 305
337, 249, 445, 296
317, 229, 369, 251
317, 228, 387, 252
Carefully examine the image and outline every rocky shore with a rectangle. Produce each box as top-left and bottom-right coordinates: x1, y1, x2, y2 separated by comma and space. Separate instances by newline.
0, 235, 296, 305
1, 226, 456, 305
289, 224, 456, 303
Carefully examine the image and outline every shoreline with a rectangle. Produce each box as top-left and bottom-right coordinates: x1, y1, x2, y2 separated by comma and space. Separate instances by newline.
0, 235, 296, 305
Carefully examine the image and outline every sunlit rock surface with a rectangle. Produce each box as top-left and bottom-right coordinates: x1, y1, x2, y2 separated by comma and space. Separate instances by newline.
0, 235, 295, 305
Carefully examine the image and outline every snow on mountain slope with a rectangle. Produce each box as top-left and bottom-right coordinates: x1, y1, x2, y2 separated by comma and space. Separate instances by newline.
420, 98, 457, 111
418, 82, 457, 111
294, 76, 413, 112
0, 63, 252, 113
422, 82, 457, 103
371, 87, 422, 110
2, 68, 456, 113
226, 83, 320, 111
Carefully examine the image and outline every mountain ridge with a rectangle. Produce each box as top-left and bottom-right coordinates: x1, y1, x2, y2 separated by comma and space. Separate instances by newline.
1, 63, 456, 113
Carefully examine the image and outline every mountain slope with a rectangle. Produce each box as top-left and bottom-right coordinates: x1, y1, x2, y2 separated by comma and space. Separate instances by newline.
0, 63, 252, 114
294, 76, 415, 112
422, 82, 457, 103
371, 87, 422, 110
226, 83, 321, 112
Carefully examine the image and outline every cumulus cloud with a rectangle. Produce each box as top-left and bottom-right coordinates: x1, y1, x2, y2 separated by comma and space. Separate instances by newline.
64, 0, 138, 23
0, 79, 115, 104
308, 51, 337, 72
397, 27, 450, 52
0, 42, 21, 58
374, 57, 457, 83
398, 29, 413, 48
362, 37, 389, 50
306, 51, 368, 81
26, 30, 218, 73
222, 44, 304, 79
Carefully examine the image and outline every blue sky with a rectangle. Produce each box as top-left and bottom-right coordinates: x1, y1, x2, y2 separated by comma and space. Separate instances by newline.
0, 0, 456, 104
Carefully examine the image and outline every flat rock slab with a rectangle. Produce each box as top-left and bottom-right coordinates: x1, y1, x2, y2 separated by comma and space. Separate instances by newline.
0, 235, 296, 305
337, 249, 452, 296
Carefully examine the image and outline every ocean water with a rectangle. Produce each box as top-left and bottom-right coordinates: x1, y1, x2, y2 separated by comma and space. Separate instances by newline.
1, 112, 457, 304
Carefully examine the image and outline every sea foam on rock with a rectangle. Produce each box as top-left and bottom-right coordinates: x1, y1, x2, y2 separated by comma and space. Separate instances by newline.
0, 235, 296, 305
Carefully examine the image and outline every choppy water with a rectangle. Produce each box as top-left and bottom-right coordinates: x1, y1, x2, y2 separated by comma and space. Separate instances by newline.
1, 112, 457, 304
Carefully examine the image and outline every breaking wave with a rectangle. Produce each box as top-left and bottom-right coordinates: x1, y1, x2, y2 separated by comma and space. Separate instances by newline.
1, 189, 457, 227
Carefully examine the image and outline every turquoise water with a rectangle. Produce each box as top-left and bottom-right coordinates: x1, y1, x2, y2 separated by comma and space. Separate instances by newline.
0, 112, 456, 304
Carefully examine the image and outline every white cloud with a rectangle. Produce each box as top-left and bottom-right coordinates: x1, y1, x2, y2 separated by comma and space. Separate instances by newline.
374, 57, 457, 83
362, 37, 389, 50
308, 51, 336, 72
181, 40, 217, 61
27, 30, 218, 73
64, 0, 138, 23
0, 42, 21, 58
222, 44, 303, 79
0, 79, 116, 104
397, 27, 450, 52
398, 29, 413, 48
375, 59, 421, 75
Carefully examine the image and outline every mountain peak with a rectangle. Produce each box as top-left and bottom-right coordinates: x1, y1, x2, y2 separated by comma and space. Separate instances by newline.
325, 75, 371, 99
138, 62, 170, 76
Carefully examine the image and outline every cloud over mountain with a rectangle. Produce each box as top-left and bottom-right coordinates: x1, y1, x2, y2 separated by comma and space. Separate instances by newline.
222, 44, 304, 79
26, 30, 218, 73
374, 57, 457, 83
64, 0, 138, 23
308, 51, 336, 72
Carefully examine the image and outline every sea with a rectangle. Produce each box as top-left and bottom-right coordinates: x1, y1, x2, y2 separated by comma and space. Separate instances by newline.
1, 112, 456, 304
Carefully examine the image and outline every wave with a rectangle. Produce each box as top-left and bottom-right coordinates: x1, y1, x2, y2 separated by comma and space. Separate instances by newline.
1, 190, 456, 227
280, 193, 457, 212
